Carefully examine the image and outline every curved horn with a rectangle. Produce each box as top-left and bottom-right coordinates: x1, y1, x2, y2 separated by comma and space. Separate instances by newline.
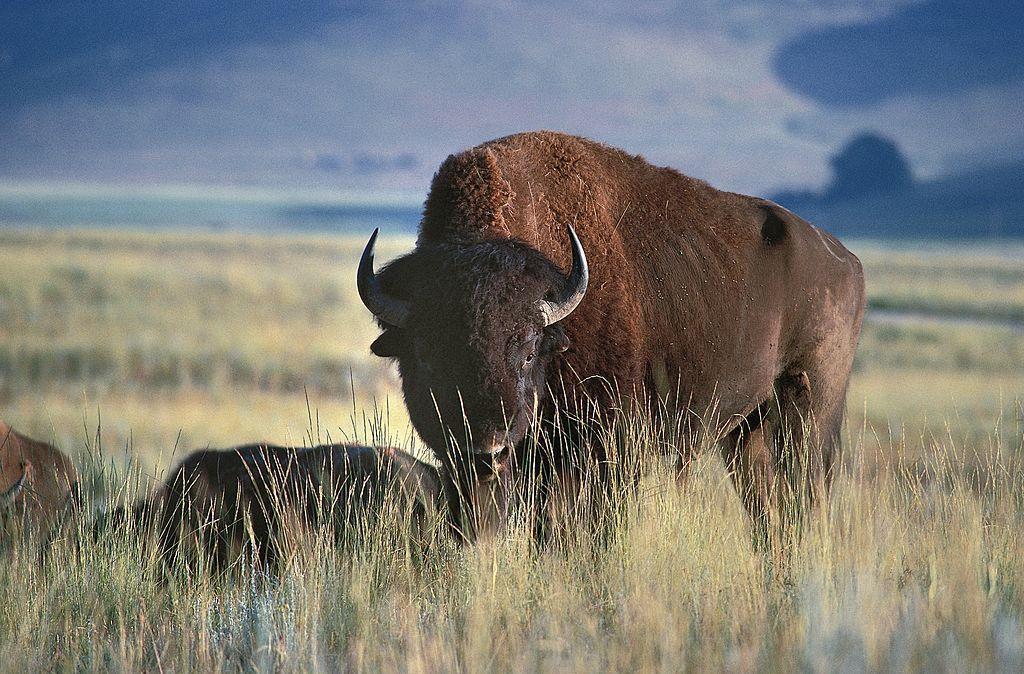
357, 228, 410, 327
538, 224, 589, 326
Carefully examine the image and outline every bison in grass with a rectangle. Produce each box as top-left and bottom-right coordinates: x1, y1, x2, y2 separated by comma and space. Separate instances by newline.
107, 442, 440, 570
1, 421, 79, 546
357, 131, 865, 544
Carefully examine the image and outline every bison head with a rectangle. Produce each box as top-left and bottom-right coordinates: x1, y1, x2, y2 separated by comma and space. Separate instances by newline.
357, 226, 588, 522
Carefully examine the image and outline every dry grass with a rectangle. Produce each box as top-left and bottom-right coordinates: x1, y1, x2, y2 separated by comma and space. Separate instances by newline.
1, 229, 1023, 672
5, 421, 1024, 672
0, 229, 416, 460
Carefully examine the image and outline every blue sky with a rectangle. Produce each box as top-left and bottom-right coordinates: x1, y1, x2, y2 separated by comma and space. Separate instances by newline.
1, 0, 1020, 197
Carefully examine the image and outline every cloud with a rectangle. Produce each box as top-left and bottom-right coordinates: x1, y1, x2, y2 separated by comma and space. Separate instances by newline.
0, 2, 375, 116
309, 153, 345, 174
0, 2, 836, 193
304, 151, 419, 176
0, 1, 1017, 196
772, 0, 1024, 107
352, 153, 418, 176
780, 79, 1024, 179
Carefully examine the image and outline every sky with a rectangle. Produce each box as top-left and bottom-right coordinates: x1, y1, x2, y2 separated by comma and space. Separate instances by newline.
1, 0, 1021, 198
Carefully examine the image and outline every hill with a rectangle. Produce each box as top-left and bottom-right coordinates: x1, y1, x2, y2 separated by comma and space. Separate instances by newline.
772, 133, 1024, 239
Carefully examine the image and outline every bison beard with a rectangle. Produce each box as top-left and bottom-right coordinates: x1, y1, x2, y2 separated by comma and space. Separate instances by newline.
359, 131, 866, 548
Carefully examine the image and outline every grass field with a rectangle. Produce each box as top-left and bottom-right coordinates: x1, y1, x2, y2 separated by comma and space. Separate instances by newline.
2, 229, 1023, 671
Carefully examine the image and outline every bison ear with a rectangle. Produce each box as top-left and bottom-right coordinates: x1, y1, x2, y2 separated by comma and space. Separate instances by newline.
543, 325, 570, 354
371, 329, 406, 358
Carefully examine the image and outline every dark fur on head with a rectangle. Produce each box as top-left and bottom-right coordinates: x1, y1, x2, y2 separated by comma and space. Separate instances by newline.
371, 241, 572, 538
373, 240, 570, 458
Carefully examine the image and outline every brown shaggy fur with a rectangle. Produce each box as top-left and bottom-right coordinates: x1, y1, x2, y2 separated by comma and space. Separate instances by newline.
0, 420, 79, 545
108, 443, 440, 569
371, 131, 866, 541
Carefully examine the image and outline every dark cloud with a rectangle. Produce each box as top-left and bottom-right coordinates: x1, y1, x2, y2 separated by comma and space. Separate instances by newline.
774, 132, 914, 206
352, 152, 418, 176
0, 1, 374, 116
311, 153, 345, 174
772, 0, 1024, 107
0, 1, 1017, 193
306, 151, 419, 176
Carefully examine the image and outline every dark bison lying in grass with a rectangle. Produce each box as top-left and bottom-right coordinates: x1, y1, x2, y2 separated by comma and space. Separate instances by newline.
105, 442, 440, 570
358, 130, 865, 543
1, 420, 79, 546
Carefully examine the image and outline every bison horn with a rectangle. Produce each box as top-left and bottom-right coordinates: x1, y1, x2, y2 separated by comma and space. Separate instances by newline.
539, 224, 589, 326
357, 228, 410, 327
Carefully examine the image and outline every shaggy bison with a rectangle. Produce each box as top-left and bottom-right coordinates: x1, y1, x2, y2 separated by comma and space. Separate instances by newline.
0, 421, 79, 545
109, 442, 440, 569
358, 131, 865, 542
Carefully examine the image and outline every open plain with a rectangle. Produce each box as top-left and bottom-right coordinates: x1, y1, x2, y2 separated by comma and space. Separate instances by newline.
2, 229, 1023, 671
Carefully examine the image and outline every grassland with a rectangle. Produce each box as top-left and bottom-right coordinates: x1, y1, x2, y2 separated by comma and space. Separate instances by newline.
1, 229, 1023, 671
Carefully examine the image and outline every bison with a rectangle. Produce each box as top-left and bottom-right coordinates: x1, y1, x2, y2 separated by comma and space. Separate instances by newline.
0, 420, 80, 546
357, 131, 865, 544
106, 442, 440, 569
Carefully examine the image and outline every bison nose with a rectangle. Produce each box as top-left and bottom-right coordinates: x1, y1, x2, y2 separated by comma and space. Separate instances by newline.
471, 431, 510, 456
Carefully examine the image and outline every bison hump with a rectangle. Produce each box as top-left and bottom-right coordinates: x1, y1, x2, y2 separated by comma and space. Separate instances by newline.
422, 148, 514, 239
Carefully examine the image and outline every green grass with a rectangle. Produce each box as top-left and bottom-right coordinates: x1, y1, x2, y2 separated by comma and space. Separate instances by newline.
1, 229, 1024, 671
856, 240, 1024, 323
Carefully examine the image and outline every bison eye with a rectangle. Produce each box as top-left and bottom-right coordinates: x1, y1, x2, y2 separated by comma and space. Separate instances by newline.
519, 350, 536, 370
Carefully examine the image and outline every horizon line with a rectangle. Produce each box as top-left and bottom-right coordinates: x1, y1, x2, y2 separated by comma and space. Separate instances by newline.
0, 180, 425, 208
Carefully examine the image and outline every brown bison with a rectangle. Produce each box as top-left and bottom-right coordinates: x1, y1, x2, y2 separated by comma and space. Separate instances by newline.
1, 420, 79, 545
109, 442, 440, 569
357, 131, 865, 542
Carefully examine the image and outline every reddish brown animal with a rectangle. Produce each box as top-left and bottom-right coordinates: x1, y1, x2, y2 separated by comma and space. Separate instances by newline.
0, 420, 79, 544
358, 131, 866, 542
110, 442, 440, 569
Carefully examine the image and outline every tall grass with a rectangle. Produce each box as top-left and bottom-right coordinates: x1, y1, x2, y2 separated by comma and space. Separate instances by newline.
4, 403, 1024, 672
2, 229, 1024, 671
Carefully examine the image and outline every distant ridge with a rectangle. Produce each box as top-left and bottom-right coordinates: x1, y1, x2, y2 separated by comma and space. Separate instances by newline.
773, 159, 1024, 239
0, 182, 423, 232
771, 133, 1024, 239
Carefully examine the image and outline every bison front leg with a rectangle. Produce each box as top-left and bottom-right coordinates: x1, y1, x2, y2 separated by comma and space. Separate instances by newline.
440, 457, 512, 544
526, 441, 610, 549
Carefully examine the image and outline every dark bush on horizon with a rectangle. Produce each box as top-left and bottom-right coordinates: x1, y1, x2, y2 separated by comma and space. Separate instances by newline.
774, 132, 914, 208
826, 133, 914, 202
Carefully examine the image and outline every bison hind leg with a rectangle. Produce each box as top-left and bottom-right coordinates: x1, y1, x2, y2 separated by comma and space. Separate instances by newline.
722, 370, 831, 554
720, 398, 777, 554
771, 368, 848, 519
